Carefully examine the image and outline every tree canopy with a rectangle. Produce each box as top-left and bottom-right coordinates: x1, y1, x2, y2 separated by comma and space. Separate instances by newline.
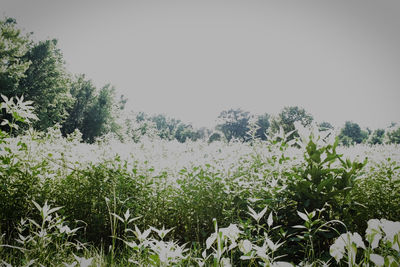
0, 17, 125, 142
216, 108, 252, 142
339, 121, 368, 145
19, 39, 73, 131
255, 113, 271, 140
269, 106, 314, 140
0, 17, 31, 96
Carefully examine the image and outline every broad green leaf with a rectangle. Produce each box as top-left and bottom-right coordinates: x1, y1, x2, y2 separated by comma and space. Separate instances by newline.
297, 211, 308, 221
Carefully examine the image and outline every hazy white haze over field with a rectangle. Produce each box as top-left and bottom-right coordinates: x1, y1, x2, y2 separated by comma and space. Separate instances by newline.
1, 0, 400, 129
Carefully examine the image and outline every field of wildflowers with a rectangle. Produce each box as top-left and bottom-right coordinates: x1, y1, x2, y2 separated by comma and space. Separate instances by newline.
1, 96, 400, 266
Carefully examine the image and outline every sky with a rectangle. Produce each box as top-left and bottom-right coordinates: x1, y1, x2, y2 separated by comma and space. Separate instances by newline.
1, 0, 400, 129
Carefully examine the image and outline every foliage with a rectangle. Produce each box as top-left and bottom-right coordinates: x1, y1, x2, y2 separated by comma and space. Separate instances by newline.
120, 112, 207, 143
339, 121, 369, 146
269, 106, 313, 140
80, 84, 119, 143
286, 134, 366, 213
18, 39, 73, 131
171, 165, 236, 244
318, 121, 334, 132
0, 17, 31, 97
0, 17, 32, 134
49, 160, 155, 245
216, 108, 252, 142
1, 201, 83, 266
1, 96, 400, 266
1, 18, 125, 141
0, 95, 41, 235
255, 113, 271, 140
150, 114, 206, 142
61, 74, 97, 137
386, 126, 400, 144
350, 158, 400, 233
120, 111, 160, 142
208, 131, 224, 143
278, 129, 367, 261
330, 219, 400, 266
368, 129, 385, 145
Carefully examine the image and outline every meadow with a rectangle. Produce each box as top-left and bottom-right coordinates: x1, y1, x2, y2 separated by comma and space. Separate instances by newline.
1, 100, 400, 266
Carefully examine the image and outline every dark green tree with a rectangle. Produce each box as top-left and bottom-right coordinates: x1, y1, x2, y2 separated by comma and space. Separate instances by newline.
175, 123, 194, 143
0, 17, 30, 97
148, 114, 203, 142
19, 39, 73, 131
0, 17, 31, 133
387, 126, 400, 144
318, 121, 334, 132
339, 121, 368, 145
255, 113, 270, 140
61, 74, 97, 136
208, 132, 223, 143
216, 108, 252, 142
151, 114, 175, 140
81, 84, 116, 143
368, 129, 385, 145
269, 106, 314, 140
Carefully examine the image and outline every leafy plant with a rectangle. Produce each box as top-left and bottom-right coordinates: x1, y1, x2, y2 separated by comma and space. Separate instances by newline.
0, 201, 83, 266
350, 158, 400, 233
330, 219, 400, 266
1, 94, 38, 135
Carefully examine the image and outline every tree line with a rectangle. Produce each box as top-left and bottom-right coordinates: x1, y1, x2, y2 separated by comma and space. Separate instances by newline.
1, 17, 399, 145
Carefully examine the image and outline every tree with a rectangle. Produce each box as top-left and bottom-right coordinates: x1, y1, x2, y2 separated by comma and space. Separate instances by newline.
149, 114, 203, 142
216, 108, 252, 142
339, 121, 368, 145
61, 74, 97, 136
0, 17, 31, 133
387, 126, 400, 144
0, 17, 31, 97
175, 123, 194, 143
368, 129, 385, 145
0, 18, 72, 132
208, 131, 223, 143
255, 113, 270, 140
119, 111, 157, 142
19, 39, 73, 131
80, 84, 118, 142
318, 121, 334, 132
269, 106, 314, 140
151, 114, 174, 140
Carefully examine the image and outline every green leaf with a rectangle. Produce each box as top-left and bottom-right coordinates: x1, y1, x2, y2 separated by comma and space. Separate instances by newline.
297, 211, 308, 221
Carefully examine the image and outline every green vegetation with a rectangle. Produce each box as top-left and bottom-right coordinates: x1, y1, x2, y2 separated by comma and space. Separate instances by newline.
269, 106, 314, 141
1, 17, 400, 266
1, 96, 400, 266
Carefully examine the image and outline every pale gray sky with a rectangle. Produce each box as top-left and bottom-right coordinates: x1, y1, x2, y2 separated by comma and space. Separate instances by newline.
2, 0, 400, 129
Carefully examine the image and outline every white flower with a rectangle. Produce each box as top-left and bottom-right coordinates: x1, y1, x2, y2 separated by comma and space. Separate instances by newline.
238, 239, 252, 254
253, 243, 269, 261
220, 257, 232, 267
206, 233, 217, 249
381, 220, 400, 241
272, 261, 294, 267
370, 254, 384, 267
381, 219, 400, 251
72, 254, 93, 267
366, 219, 381, 235
352, 232, 366, 249
220, 224, 242, 242
366, 219, 382, 249
330, 232, 365, 263
330, 238, 345, 263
